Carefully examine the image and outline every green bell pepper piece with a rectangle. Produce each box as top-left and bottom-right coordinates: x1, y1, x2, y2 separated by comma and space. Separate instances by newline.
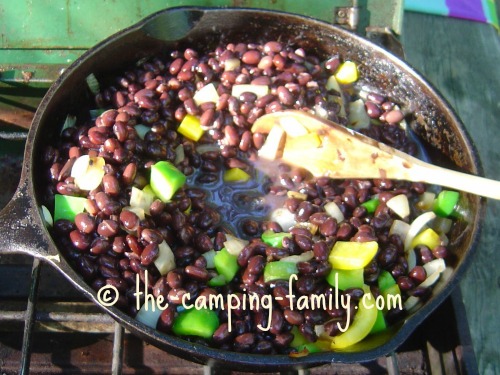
172, 308, 219, 339
214, 248, 239, 282
54, 194, 87, 222
361, 198, 380, 214
326, 268, 364, 290
377, 270, 396, 292
433, 190, 459, 217
261, 230, 292, 248
263, 261, 298, 283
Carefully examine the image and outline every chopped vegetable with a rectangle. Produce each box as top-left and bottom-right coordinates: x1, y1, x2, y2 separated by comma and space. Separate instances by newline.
208, 274, 227, 287
361, 198, 380, 214
223, 234, 249, 256
136, 299, 163, 329
330, 292, 378, 349
172, 308, 219, 339
326, 268, 364, 290
71, 155, 105, 191
224, 58, 241, 71
348, 99, 371, 129
334, 61, 358, 85
403, 211, 436, 251
223, 167, 251, 183
258, 124, 286, 161
432, 217, 453, 234
328, 241, 378, 270
380, 284, 401, 312
377, 270, 396, 292
154, 241, 176, 275
130, 186, 155, 215
410, 228, 441, 251
433, 190, 459, 217
202, 249, 216, 269
85, 73, 100, 94
324, 201, 345, 223
369, 309, 387, 334
386, 194, 410, 219
40, 205, 53, 227
270, 207, 297, 232
263, 261, 298, 283
214, 248, 239, 282
193, 83, 220, 106
416, 191, 436, 211
389, 219, 410, 241
177, 114, 204, 141
290, 326, 325, 353
150, 161, 186, 203
54, 194, 86, 222
261, 230, 292, 248
280, 251, 314, 264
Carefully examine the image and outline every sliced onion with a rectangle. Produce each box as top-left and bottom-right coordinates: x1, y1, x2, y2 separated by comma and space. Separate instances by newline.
293, 222, 318, 235
419, 271, 441, 288
403, 296, 421, 312
224, 58, 241, 71
40, 205, 53, 227
174, 144, 185, 165
258, 125, 286, 161
280, 250, 314, 264
324, 201, 344, 223
270, 207, 296, 232
136, 299, 163, 329
423, 258, 446, 275
386, 194, 410, 219
224, 234, 249, 256
314, 324, 326, 337
416, 192, 436, 211
71, 155, 105, 191
404, 211, 436, 252
432, 217, 453, 234
389, 220, 410, 242
287, 191, 308, 200
202, 249, 217, 269
193, 83, 220, 106
348, 99, 371, 129
407, 249, 416, 271
129, 186, 155, 215
154, 241, 176, 276
122, 206, 146, 221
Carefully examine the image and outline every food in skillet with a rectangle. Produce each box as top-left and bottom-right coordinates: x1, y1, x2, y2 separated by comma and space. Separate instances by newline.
42, 40, 459, 354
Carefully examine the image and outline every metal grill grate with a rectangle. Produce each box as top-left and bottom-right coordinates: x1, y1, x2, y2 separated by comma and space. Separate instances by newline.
0, 254, 477, 374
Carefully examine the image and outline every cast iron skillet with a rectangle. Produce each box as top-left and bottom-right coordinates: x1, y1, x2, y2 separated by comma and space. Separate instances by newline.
0, 7, 485, 371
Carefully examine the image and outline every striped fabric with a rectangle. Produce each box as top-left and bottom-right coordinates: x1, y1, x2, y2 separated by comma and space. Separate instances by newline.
405, 0, 499, 28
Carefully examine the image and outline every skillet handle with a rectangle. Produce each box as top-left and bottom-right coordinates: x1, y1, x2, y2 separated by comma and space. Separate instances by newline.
0, 180, 61, 265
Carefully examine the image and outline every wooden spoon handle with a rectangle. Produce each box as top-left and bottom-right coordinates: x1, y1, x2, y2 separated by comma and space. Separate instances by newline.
410, 161, 499, 200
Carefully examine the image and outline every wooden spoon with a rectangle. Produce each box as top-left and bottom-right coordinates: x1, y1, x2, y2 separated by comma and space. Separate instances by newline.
251, 110, 500, 200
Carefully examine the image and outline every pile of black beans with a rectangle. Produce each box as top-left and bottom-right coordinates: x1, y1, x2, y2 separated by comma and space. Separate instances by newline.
42, 40, 447, 354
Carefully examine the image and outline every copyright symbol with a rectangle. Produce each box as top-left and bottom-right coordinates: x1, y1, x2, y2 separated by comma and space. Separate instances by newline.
97, 285, 119, 307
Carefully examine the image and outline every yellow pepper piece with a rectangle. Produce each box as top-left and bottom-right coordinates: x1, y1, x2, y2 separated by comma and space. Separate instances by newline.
335, 61, 359, 85
177, 114, 204, 141
328, 241, 378, 270
330, 292, 378, 349
410, 228, 441, 250
223, 167, 251, 183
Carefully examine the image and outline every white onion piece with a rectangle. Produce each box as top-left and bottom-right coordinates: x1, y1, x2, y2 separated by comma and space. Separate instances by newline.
224, 234, 249, 256
416, 192, 436, 211
202, 249, 216, 269
348, 99, 371, 129
419, 271, 441, 288
71, 155, 105, 191
231, 84, 269, 99
129, 186, 155, 215
440, 233, 449, 246
270, 207, 296, 232
258, 125, 286, 161
432, 217, 453, 234
193, 83, 219, 105
313, 104, 329, 119
389, 220, 410, 242
314, 324, 326, 337
174, 144, 185, 165
280, 250, 314, 264
224, 58, 241, 71
404, 211, 436, 252
324, 201, 345, 223
403, 296, 421, 312
278, 116, 309, 137
423, 258, 446, 275
407, 249, 416, 271
40, 205, 53, 227
136, 299, 163, 329
154, 241, 176, 276
386, 194, 410, 219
